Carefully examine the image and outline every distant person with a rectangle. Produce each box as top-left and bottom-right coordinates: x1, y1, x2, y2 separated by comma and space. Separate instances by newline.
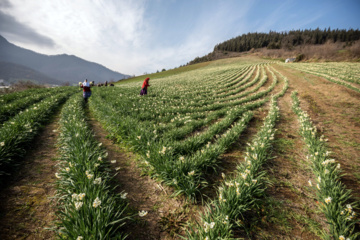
105, 81, 108, 86
140, 77, 150, 95
80, 79, 91, 103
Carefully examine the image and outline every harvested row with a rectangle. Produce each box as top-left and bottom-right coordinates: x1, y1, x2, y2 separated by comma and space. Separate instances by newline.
54, 94, 129, 239
291, 91, 359, 240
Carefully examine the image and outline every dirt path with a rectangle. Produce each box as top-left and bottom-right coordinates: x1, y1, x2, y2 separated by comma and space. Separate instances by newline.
0, 114, 60, 240
87, 111, 188, 240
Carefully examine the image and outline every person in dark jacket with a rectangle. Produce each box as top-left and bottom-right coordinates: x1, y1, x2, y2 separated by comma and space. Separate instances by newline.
140, 77, 150, 95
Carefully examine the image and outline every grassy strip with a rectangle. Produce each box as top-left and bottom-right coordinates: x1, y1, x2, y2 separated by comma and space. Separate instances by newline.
283, 63, 360, 93
54, 94, 130, 239
291, 91, 359, 240
0, 87, 70, 124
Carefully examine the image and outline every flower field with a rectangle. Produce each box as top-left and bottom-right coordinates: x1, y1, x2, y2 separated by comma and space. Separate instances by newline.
0, 58, 359, 239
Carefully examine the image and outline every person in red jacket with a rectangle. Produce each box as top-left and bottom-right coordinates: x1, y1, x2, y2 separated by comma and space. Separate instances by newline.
140, 77, 150, 95
80, 79, 91, 103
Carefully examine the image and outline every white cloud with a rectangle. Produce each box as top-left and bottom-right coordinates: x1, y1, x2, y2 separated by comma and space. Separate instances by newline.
3, 0, 149, 74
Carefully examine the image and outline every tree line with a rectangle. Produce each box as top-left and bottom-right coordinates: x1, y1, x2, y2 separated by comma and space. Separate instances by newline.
188, 28, 360, 64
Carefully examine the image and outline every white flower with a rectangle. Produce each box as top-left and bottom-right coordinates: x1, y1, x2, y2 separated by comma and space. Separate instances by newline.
139, 210, 148, 217
179, 156, 185, 161
346, 204, 353, 213
98, 157, 102, 161
55, 173, 61, 179
72, 193, 78, 200
1, 142, 5, 147
65, 167, 70, 172
120, 192, 128, 199
87, 174, 94, 179
188, 170, 195, 176
159, 146, 167, 155
93, 197, 101, 208
76, 236, 83, 240
339, 236, 345, 240
74, 201, 83, 210
115, 167, 121, 171
98, 143, 103, 147
325, 197, 332, 204
78, 193, 86, 200
204, 221, 216, 233
137, 136, 141, 140
93, 177, 102, 184
308, 180, 312, 186
111, 160, 116, 164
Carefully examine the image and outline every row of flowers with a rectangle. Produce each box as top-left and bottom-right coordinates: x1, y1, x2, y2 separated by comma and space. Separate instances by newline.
186, 96, 280, 239
0, 88, 76, 182
284, 62, 360, 93
291, 91, 359, 240
184, 64, 288, 239
0, 87, 70, 124
89, 63, 282, 202
54, 94, 130, 239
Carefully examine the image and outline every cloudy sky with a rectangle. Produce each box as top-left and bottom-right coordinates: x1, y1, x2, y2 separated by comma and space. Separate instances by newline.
0, 0, 359, 76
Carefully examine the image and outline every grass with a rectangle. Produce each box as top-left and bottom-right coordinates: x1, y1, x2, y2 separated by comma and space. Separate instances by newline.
116, 61, 211, 85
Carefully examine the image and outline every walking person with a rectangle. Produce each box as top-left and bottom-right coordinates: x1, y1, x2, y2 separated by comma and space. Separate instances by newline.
140, 77, 150, 95
81, 79, 92, 103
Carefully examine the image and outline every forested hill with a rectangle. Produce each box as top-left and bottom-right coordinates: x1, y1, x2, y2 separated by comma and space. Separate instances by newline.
189, 28, 360, 64
215, 28, 360, 52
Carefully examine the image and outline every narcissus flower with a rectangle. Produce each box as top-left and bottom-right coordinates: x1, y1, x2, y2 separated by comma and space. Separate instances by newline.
120, 192, 128, 199
93, 197, 101, 208
93, 177, 102, 184
139, 210, 148, 217
325, 197, 332, 204
74, 201, 83, 210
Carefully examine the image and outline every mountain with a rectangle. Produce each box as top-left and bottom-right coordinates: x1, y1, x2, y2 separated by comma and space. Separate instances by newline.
0, 35, 130, 85
0, 61, 63, 85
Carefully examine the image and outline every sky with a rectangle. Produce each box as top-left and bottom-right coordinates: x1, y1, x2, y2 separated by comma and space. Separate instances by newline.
0, 0, 359, 76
